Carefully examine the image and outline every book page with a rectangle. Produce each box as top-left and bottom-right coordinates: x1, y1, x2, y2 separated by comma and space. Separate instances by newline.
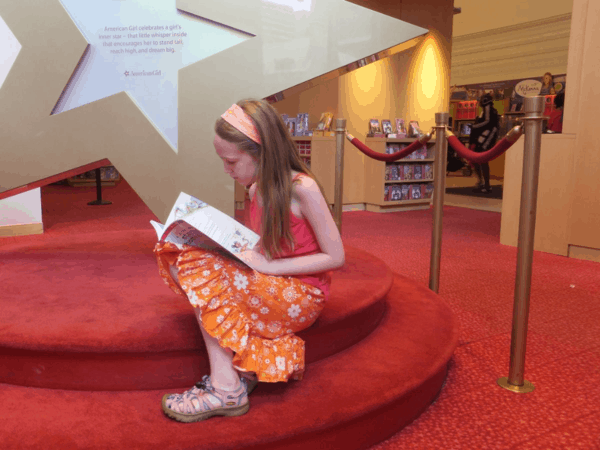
154, 192, 259, 259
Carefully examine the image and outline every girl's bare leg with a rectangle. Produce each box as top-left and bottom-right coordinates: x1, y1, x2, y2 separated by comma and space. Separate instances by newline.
168, 264, 240, 391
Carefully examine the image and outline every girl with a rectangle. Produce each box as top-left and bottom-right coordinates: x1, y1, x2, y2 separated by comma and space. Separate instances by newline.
154, 99, 345, 423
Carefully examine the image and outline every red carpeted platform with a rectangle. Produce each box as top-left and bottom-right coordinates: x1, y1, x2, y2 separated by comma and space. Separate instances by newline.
0, 181, 458, 449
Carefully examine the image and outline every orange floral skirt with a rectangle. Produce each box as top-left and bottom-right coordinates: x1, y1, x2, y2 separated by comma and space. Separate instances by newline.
154, 242, 326, 382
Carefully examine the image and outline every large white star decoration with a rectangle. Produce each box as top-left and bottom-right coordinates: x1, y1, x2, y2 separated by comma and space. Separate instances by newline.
0, 15, 21, 91
0, 0, 426, 219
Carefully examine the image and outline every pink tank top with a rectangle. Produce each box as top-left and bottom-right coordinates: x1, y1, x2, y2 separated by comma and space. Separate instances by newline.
248, 174, 331, 299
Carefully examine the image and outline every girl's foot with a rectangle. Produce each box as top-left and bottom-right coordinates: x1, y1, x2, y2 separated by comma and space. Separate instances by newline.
162, 376, 249, 423
239, 372, 259, 395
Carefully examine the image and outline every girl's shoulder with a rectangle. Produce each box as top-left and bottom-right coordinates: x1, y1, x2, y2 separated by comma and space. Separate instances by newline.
249, 182, 258, 200
291, 171, 317, 192
291, 173, 323, 210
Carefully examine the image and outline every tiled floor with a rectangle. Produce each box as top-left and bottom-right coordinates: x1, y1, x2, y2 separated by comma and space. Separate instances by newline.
444, 175, 503, 212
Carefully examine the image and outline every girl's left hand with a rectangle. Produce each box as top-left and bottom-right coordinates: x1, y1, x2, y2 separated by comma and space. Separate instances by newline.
237, 250, 271, 273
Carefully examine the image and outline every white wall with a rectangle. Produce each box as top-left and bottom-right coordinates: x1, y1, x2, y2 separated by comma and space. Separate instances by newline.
0, 189, 43, 226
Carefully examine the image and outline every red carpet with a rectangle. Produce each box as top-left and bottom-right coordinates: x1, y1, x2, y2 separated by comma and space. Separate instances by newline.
3, 179, 599, 448
0, 180, 458, 449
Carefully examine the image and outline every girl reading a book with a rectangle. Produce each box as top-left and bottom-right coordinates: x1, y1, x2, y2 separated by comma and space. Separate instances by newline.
154, 99, 345, 423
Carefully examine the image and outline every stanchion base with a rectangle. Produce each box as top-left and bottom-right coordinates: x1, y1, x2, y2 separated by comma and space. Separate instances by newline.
87, 200, 112, 206
497, 377, 535, 393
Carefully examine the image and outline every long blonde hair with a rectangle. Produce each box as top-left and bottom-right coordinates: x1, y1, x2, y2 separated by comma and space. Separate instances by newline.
215, 99, 325, 259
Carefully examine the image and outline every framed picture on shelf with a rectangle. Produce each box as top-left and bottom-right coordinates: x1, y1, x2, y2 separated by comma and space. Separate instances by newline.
381, 120, 393, 136
369, 118, 382, 136
459, 122, 473, 137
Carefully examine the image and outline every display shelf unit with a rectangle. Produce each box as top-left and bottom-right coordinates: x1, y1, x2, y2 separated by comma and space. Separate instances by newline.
292, 136, 336, 204
67, 166, 121, 187
234, 136, 336, 208
364, 137, 436, 213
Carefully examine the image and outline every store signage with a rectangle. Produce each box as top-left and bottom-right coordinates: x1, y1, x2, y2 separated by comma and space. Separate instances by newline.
514, 80, 542, 97
54, 0, 250, 150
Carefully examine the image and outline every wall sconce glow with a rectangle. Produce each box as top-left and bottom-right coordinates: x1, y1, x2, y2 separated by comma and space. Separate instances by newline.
0, 15, 22, 91
351, 62, 383, 107
421, 45, 438, 98
416, 37, 442, 110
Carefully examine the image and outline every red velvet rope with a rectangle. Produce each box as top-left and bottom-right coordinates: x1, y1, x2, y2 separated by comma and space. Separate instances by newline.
348, 137, 425, 162
447, 136, 517, 164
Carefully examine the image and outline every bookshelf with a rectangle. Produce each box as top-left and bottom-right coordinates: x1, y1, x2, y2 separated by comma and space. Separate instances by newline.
293, 136, 336, 205
67, 166, 121, 187
364, 137, 436, 213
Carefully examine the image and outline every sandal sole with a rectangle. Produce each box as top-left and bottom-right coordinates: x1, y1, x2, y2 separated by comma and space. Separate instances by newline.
161, 394, 250, 423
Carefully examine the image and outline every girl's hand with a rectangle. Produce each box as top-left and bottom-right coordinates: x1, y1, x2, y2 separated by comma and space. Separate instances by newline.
237, 250, 271, 273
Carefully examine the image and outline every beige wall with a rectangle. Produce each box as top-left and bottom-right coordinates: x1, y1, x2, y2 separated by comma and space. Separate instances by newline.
564, 0, 600, 255
500, 0, 600, 261
451, 14, 572, 86
500, 134, 575, 256
453, 0, 573, 37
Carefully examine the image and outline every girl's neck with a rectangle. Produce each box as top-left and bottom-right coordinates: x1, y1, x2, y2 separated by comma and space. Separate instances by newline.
252, 170, 304, 218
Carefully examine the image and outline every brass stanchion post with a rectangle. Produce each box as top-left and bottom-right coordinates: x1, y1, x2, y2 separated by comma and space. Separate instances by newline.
429, 113, 449, 293
497, 96, 544, 394
334, 118, 346, 233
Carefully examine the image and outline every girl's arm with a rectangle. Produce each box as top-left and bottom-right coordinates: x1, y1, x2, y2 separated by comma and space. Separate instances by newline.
238, 177, 345, 275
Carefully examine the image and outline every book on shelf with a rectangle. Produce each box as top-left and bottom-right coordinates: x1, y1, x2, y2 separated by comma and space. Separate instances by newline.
403, 164, 413, 180
316, 112, 334, 131
389, 164, 399, 180
296, 113, 309, 136
423, 163, 433, 180
286, 118, 297, 136
401, 184, 411, 200
384, 186, 390, 201
381, 120, 393, 136
386, 144, 400, 154
150, 192, 259, 264
395, 118, 407, 137
423, 183, 434, 199
368, 118, 384, 137
413, 165, 422, 180
411, 184, 421, 200
408, 121, 421, 138
385, 165, 391, 181
389, 185, 402, 201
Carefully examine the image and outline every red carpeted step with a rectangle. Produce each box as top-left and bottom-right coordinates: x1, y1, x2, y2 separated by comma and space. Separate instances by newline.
0, 274, 458, 450
0, 233, 392, 390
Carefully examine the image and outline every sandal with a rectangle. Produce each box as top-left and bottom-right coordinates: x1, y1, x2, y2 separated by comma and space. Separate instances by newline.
239, 373, 259, 395
194, 374, 258, 395
162, 376, 249, 423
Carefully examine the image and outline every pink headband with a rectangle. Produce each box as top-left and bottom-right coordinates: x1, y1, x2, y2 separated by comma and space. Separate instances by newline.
221, 104, 262, 144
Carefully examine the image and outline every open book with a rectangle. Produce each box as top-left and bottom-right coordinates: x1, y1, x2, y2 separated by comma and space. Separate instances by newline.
150, 192, 259, 262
